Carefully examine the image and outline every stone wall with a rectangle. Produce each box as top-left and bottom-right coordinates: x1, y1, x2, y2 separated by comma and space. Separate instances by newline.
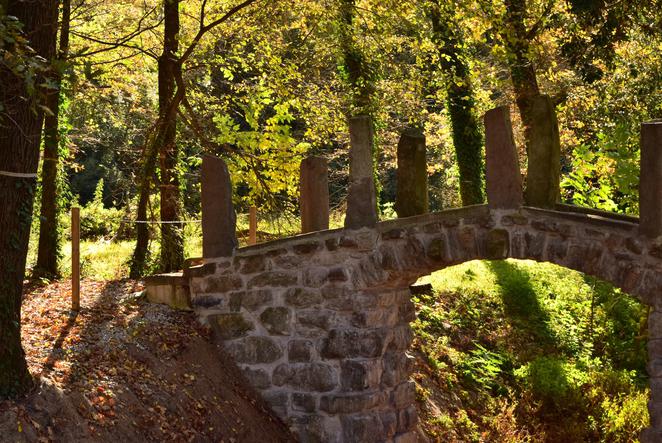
188, 204, 662, 442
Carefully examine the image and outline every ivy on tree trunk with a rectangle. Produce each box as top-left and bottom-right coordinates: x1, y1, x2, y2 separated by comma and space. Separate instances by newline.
36, 0, 71, 278
0, 0, 58, 399
426, 0, 484, 206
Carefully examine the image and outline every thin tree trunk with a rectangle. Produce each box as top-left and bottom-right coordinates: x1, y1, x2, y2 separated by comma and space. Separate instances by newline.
36, 0, 71, 278
427, 0, 484, 206
503, 0, 561, 207
129, 134, 159, 278
339, 0, 374, 116
503, 0, 542, 143
0, 0, 58, 398
158, 0, 184, 272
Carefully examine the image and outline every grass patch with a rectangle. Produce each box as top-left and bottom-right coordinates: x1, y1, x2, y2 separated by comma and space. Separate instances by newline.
413, 259, 648, 442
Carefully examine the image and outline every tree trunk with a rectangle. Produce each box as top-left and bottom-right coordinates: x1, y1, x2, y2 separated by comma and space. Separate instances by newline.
503, 0, 541, 134
35, 0, 71, 278
339, 0, 374, 116
503, 0, 561, 206
129, 0, 183, 277
158, 0, 183, 272
427, 0, 484, 206
129, 139, 159, 279
0, 0, 58, 399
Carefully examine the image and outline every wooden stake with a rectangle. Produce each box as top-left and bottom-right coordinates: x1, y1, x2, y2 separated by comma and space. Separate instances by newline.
71, 207, 80, 311
249, 206, 257, 245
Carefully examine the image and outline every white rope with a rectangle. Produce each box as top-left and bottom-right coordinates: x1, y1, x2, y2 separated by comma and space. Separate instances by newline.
122, 219, 201, 224
0, 170, 38, 178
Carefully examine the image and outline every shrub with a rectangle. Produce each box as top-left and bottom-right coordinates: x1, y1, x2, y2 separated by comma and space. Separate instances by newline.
78, 179, 123, 240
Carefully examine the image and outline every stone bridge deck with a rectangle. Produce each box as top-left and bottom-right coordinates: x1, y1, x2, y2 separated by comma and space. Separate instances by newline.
147, 111, 662, 442
184, 204, 662, 443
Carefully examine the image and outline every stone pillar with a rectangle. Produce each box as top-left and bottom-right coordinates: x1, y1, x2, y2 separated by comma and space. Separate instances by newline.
524, 94, 560, 208
395, 128, 428, 218
484, 106, 523, 209
643, 307, 662, 442
639, 120, 662, 238
300, 156, 330, 233
201, 155, 237, 258
345, 115, 378, 229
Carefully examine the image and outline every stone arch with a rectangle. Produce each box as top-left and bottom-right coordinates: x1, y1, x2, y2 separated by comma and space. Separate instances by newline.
187, 204, 662, 443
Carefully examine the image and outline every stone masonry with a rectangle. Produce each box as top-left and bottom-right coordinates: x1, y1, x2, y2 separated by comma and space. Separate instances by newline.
178, 113, 662, 443
188, 204, 662, 442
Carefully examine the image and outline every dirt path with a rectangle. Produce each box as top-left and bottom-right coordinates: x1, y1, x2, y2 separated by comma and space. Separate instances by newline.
0, 279, 295, 442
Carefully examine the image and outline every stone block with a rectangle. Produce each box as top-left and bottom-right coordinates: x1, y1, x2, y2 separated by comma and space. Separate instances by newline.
341, 413, 385, 443
649, 359, 662, 379
650, 310, 662, 339
210, 314, 253, 340
288, 340, 315, 362
546, 234, 568, 262
201, 155, 237, 258
224, 336, 283, 364
247, 271, 298, 288
237, 255, 267, 274
289, 415, 341, 443
300, 156, 330, 233
394, 431, 418, 443
381, 352, 415, 388
262, 390, 289, 420
322, 329, 386, 359
203, 274, 243, 293
395, 128, 428, 217
390, 326, 414, 351
426, 235, 448, 262
486, 229, 509, 259
272, 363, 338, 392
524, 95, 561, 208
327, 267, 349, 282
285, 288, 322, 308
352, 309, 399, 328
524, 231, 546, 260
484, 106, 523, 209
320, 391, 387, 414
297, 309, 335, 331
243, 367, 271, 390
379, 410, 398, 438
396, 405, 418, 433
641, 427, 662, 443
639, 120, 662, 238
302, 267, 329, 288
649, 401, 662, 428
341, 359, 382, 392
391, 381, 416, 409
345, 116, 378, 229
293, 241, 322, 254
322, 287, 353, 311
292, 393, 317, 413
272, 254, 305, 269
260, 307, 291, 335
191, 294, 223, 309
229, 289, 272, 312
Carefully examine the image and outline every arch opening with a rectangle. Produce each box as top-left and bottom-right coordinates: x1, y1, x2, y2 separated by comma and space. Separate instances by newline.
408, 259, 649, 442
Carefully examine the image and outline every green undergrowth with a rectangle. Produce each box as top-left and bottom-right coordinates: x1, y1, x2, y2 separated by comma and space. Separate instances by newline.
413, 259, 649, 442
26, 209, 346, 281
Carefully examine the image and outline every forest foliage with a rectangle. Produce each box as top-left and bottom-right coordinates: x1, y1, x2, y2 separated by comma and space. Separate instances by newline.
5, 0, 659, 262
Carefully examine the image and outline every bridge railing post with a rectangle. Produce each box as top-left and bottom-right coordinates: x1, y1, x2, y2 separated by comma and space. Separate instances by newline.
345, 115, 378, 229
484, 106, 523, 209
201, 154, 238, 258
524, 95, 560, 208
300, 156, 330, 233
639, 120, 662, 238
395, 128, 428, 217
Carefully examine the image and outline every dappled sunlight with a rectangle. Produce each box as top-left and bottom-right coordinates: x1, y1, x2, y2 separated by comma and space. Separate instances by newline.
411, 259, 649, 442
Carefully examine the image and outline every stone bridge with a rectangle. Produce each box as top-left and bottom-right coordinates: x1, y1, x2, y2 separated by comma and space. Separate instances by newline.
152, 108, 662, 442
